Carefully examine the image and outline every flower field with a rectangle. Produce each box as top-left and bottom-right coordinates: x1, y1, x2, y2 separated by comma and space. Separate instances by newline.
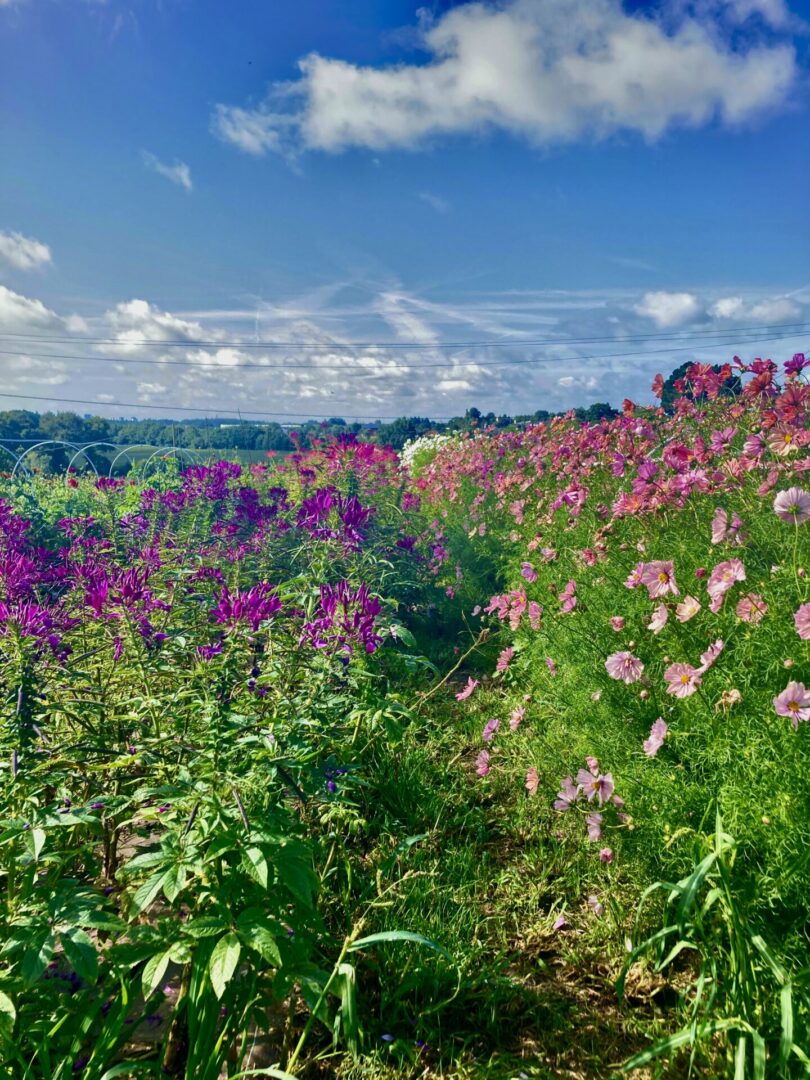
0, 356, 808, 1078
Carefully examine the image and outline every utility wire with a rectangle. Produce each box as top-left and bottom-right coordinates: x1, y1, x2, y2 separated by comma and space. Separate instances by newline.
0, 390, 454, 421
0, 331, 804, 375
0, 320, 807, 351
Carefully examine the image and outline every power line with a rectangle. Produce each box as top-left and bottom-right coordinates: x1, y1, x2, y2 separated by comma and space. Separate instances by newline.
0, 390, 453, 421
0, 320, 807, 351
0, 331, 804, 375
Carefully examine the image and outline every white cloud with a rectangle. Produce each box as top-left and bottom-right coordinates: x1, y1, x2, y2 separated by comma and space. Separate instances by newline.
104, 298, 216, 351
634, 290, 702, 327
709, 294, 801, 322
0, 285, 85, 332
418, 192, 451, 213
212, 0, 796, 157
142, 151, 193, 192
0, 230, 52, 271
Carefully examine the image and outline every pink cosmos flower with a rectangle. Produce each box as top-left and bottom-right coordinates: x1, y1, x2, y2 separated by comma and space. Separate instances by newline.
707, 559, 746, 612
552, 914, 568, 931
794, 603, 810, 640
520, 562, 538, 583
643, 718, 668, 757
545, 656, 557, 677
525, 767, 540, 795
560, 579, 577, 614
698, 639, 724, 672
587, 895, 604, 916
599, 847, 614, 863
773, 487, 810, 525
624, 563, 645, 590
482, 717, 500, 742
664, 662, 702, 698
585, 813, 603, 841
735, 593, 768, 624
711, 508, 746, 545
495, 646, 514, 673
475, 750, 491, 777
554, 776, 580, 811
773, 681, 810, 728
640, 561, 680, 599
605, 651, 644, 684
676, 596, 701, 623
456, 677, 478, 702
651, 373, 664, 398
610, 616, 625, 632
510, 705, 525, 731
576, 768, 615, 806
528, 601, 543, 630
647, 604, 669, 634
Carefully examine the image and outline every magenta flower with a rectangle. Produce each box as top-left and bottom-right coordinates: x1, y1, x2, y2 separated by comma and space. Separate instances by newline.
735, 593, 768, 624
475, 750, 492, 777
528, 601, 543, 630
576, 768, 615, 806
482, 717, 500, 743
554, 776, 580, 811
640, 561, 680, 599
545, 656, 557, 677
707, 558, 746, 612
773, 487, 810, 525
773, 681, 810, 728
520, 562, 538, 583
587, 895, 604, 916
610, 616, 625, 632
664, 662, 702, 698
624, 563, 645, 590
647, 604, 669, 634
605, 651, 644, 684
559, 579, 577, 614
552, 914, 568, 931
599, 847, 614, 863
676, 595, 701, 623
698, 639, 724, 672
495, 646, 514, 673
456, 677, 478, 702
794, 603, 810, 640
643, 718, 668, 757
585, 813, 603, 842
510, 705, 525, 731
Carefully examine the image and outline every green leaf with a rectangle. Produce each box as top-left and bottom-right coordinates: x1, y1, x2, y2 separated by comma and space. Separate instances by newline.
27, 827, 46, 862
209, 933, 241, 999
130, 870, 169, 917
389, 623, 416, 647
236, 915, 282, 967
21, 933, 54, 987
61, 926, 98, 983
276, 848, 315, 909
161, 864, 187, 903
0, 989, 15, 1042
142, 949, 171, 999
349, 930, 452, 962
243, 847, 269, 889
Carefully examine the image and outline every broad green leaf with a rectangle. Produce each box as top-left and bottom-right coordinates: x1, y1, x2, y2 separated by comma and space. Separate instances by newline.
243, 847, 269, 889
61, 926, 98, 983
142, 949, 171, 999
130, 870, 169, 917
161, 864, 187, 903
21, 933, 54, 987
0, 989, 15, 1042
27, 828, 46, 861
209, 933, 241, 999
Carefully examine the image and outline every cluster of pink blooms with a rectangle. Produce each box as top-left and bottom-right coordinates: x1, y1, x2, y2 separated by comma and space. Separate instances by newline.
554, 757, 626, 857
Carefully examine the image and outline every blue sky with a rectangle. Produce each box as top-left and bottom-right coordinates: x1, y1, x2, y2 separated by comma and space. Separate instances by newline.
0, 0, 808, 421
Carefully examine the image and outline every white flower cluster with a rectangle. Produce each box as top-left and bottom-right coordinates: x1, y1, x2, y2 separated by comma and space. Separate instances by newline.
399, 432, 456, 473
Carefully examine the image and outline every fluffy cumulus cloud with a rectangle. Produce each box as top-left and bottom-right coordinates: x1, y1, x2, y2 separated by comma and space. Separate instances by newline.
0, 285, 84, 332
212, 0, 796, 157
0, 230, 52, 271
634, 291, 703, 327
142, 151, 193, 192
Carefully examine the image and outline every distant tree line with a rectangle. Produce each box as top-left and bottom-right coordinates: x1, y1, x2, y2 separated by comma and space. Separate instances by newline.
0, 362, 740, 473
